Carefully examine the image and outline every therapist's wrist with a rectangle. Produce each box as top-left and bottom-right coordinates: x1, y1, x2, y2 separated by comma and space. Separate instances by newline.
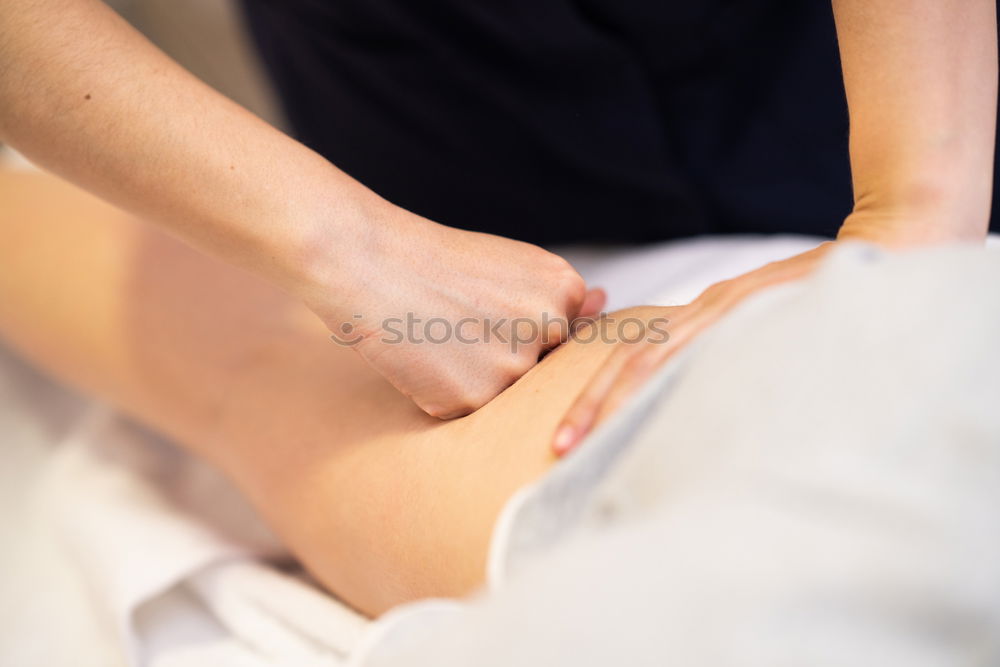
287, 179, 428, 327
838, 179, 991, 248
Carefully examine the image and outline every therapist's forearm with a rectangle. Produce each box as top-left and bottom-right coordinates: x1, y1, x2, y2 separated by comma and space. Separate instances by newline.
0, 0, 381, 292
832, 0, 998, 243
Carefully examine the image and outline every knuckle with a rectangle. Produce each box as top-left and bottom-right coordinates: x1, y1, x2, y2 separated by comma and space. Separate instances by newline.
435, 396, 479, 419
544, 318, 570, 345
565, 277, 587, 309
417, 386, 468, 418
419, 374, 483, 419
419, 398, 458, 419
561, 265, 586, 293
544, 249, 572, 270
499, 353, 534, 386
546, 254, 584, 289
468, 383, 504, 411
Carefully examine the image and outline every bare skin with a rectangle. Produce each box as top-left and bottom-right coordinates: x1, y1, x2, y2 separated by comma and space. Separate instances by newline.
4, 1, 993, 424
833, 0, 997, 242
3, 0, 992, 614
554, 0, 998, 453
0, 0, 597, 419
0, 167, 667, 616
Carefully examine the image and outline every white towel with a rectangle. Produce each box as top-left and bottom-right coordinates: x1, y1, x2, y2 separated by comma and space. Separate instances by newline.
359, 243, 1000, 667
2, 234, 862, 666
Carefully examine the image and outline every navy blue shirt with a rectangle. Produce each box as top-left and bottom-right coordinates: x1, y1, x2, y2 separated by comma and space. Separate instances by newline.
241, 1, 998, 245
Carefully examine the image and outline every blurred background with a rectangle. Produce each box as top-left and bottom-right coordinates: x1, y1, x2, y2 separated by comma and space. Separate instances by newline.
1, 0, 284, 164
102, 0, 284, 128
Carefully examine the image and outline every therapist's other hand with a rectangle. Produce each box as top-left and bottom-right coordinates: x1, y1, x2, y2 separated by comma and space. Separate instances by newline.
552, 242, 835, 456
300, 203, 605, 419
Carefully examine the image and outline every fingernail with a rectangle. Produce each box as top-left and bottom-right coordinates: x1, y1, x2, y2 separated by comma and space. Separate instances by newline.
553, 424, 577, 455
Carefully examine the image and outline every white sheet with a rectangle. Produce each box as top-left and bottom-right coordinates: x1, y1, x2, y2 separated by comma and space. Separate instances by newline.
1, 233, 949, 666
361, 242, 1000, 667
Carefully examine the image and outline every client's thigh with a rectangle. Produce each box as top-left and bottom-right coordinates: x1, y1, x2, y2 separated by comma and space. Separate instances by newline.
0, 168, 645, 615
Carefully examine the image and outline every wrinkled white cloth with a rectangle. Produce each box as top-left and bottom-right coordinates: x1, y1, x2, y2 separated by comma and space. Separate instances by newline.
37, 406, 372, 667
360, 242, 1000, 666
10, 235, 1000, 666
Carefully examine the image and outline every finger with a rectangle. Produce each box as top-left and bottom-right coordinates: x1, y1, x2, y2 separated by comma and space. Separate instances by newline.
552, 344, 636, 456
542, 318, 570, 351
561, 266, 590, 324
577, 287, 607, 320
543, 287, 606, 352
592, 343, 670, 427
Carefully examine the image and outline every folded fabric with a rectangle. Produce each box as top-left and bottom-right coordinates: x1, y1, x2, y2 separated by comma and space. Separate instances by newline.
359, 243, 1000, 666
14, 234, 911, 666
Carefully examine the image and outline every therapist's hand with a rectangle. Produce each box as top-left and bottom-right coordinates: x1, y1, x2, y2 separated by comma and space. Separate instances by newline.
551, 201, 993, 455
551, 242, 835, 455
300, 202, 605, 419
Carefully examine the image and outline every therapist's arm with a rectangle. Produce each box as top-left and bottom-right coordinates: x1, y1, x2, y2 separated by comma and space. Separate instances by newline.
551, 0, 999, 455
0, 0, 368, 290
833, 0, 998, 245
0, 0, 597, 419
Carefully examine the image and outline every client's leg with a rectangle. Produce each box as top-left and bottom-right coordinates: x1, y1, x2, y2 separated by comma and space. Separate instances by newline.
0, 169, 661, 615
